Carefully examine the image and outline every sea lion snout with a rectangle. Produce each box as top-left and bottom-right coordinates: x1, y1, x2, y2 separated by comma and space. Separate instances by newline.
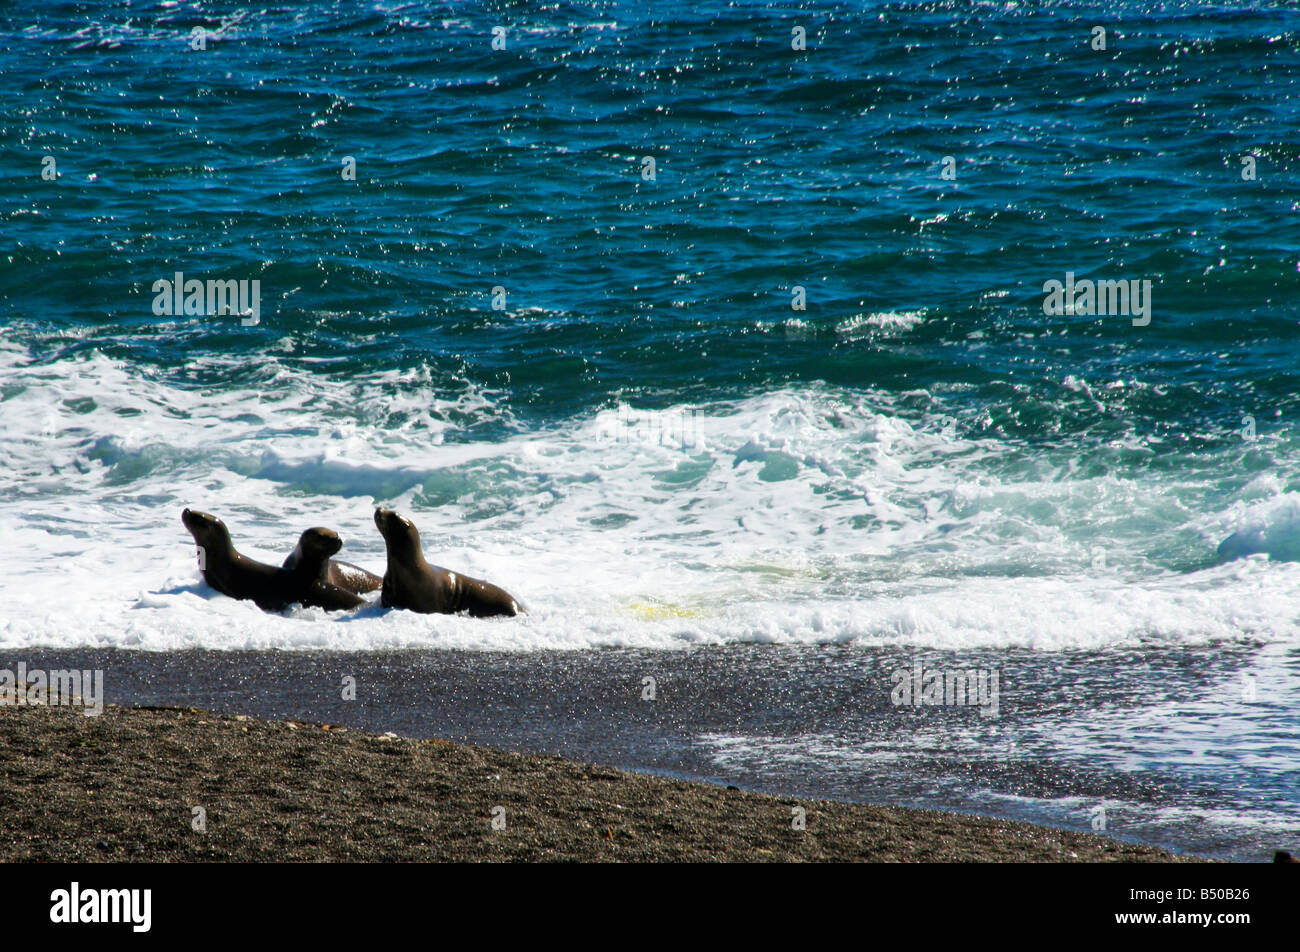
182, 507, 222, 539
374, 508, 408, 537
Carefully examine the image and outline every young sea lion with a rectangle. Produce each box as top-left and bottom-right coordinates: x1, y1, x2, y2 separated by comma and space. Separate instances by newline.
181, 509, 364, 612
373, 508, 521, 618
282, 527, 383, 595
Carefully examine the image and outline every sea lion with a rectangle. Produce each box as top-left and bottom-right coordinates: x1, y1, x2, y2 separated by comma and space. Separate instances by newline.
282, 527, 383, 595
373, 508, 521, 618
181, 509, 364, 612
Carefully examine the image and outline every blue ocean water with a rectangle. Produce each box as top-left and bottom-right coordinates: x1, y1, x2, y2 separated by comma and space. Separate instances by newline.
1, 1, 1298, 858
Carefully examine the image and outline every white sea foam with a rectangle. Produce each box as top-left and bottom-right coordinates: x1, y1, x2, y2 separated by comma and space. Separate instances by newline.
1, 345, 1299, 652
835, 310, 926, 341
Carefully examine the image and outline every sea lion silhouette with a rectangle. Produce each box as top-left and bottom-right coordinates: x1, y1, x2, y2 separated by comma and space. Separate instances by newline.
373, 508, 520, 618
181, 509, 364, 612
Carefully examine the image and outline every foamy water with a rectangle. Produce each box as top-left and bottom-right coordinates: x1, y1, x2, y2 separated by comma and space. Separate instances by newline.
2, 342, 1298, 657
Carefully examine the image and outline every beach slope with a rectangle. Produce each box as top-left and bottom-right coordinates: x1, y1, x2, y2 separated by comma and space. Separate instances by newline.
0, 705, 1195, 863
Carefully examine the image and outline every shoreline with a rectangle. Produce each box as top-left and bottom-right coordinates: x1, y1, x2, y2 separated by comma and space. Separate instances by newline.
0, 704, 1202, 862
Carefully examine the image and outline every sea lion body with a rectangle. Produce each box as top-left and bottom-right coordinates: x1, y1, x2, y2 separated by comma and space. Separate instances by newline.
282, 528, 383, 595
181, 509, 364, 612
373, 508, 520, 618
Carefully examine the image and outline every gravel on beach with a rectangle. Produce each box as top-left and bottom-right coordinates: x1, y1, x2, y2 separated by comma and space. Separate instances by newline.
0, 704, 1198, 862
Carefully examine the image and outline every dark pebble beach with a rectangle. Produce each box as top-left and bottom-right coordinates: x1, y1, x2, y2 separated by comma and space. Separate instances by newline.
0, 704, 1198, 863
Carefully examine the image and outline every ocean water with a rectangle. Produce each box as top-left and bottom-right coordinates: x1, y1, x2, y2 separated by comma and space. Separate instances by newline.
2, 0, 1298, 859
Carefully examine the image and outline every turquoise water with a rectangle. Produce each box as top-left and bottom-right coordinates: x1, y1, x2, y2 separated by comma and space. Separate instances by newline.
1, 1, 1298, 858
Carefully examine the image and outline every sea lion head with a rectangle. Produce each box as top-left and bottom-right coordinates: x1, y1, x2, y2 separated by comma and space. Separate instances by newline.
181, 508, 232, 551
298, 527, 343, 561
374, 508, 421, 556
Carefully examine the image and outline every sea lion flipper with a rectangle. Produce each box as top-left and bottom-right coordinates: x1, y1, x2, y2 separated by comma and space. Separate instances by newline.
300, 580, 366, 612
328, 559, 383, 594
